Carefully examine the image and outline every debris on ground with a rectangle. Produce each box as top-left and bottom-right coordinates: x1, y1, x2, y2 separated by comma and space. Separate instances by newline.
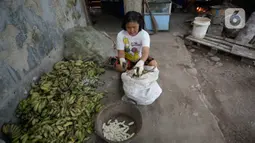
189, 49, 196, 53
191, 46, 255, 143
102, 119, 135, 142
173, 32, 184, 38
1, 60, 105, 143
210, 56, 221, 62
208, 52, 215, 56
207, 48, 218, 56
215, 62, 223, 67
186, 67, 198, 76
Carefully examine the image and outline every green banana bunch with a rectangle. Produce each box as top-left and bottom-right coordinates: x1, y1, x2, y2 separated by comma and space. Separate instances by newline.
2, 124, 23, 141
40, 81, 53, 92
2, 60, 105, 143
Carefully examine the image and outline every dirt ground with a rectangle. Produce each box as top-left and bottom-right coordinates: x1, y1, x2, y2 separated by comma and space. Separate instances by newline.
90, 13, 255, 143
188, 46, 255, 143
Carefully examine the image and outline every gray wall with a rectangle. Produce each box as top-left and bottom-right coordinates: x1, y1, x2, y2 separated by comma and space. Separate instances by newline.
0, 0, 87, 133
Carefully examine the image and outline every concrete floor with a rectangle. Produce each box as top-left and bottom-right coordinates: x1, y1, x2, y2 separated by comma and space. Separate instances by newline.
91, 12, 255, 143
93, 14, 122, 34
90, 13, 226, 143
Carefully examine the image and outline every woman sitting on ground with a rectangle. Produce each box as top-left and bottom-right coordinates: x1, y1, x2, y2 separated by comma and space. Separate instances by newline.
115, 11, 158, 76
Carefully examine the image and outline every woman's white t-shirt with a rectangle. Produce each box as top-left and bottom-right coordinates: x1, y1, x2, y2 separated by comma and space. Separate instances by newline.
116, 29, 150, 62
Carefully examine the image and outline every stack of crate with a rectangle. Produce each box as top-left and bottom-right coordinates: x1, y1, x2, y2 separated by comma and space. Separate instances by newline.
207, 5, 225, 36
100, 0, 124, 17
88, 0, 102, 9
87, 0, 102, 24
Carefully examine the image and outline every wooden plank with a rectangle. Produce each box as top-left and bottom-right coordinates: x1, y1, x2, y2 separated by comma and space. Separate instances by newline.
206, 34, 255, 49
90, 6, 101, 8
204, 36, 233, 47
186, 36, 231, 52
186, 35, 255, 60
81, 0, 92, 25
249, 35, 255, 44
241, 57, 255, 66
206, 34, 237, 43
91, 1, 101, 3
231, 45, 255, 60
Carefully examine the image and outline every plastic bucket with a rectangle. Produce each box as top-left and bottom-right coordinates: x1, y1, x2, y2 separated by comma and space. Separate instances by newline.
192, 17, 211, 39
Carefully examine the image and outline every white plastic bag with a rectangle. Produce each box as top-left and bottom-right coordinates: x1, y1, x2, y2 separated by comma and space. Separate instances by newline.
121, 66, 162, 105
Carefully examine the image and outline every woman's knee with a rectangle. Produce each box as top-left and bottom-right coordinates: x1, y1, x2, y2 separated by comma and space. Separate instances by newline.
115, 64, 125, 72
148, 60, 158, 67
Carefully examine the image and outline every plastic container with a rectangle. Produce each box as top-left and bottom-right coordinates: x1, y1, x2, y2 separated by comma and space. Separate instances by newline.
192, 17, 211, 39
95, 101, 142, 143
144, 0, 172, 31
210, 5, 226, 17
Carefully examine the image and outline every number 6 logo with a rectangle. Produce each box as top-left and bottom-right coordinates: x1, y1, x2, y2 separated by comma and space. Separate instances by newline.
225, 8, 246, 29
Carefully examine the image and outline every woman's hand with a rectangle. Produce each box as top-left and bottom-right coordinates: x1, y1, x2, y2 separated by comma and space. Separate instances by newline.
119, 58, 126, 69
134, 60, 144, 76
118, 50, 127, 71
134, 46, 150, 76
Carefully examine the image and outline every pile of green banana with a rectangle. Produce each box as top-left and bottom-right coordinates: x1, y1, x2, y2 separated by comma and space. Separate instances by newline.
1, 60, 106, 143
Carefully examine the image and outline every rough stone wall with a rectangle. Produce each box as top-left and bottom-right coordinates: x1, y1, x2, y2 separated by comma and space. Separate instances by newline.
235, 12, 255, 44
0, 0, 87, 133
